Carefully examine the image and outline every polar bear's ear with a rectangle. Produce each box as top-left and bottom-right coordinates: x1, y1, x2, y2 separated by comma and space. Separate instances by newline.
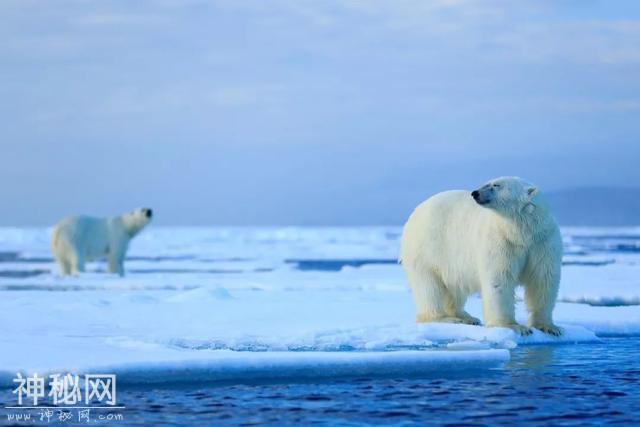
527, 186, 538, 198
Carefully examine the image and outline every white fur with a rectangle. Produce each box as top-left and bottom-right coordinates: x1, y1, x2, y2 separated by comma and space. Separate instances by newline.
51, 208, 152, 277
400, 177, 562, 336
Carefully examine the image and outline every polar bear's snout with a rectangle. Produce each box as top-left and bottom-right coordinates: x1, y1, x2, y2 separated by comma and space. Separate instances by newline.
143, 208, 153, 218
471, 186, 492, 205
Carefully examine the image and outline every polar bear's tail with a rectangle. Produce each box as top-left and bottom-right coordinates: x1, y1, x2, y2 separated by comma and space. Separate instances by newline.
51, 225, 61, 253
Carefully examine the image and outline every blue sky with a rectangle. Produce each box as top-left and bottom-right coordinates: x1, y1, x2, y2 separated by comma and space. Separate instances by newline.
2, 0, 640, 225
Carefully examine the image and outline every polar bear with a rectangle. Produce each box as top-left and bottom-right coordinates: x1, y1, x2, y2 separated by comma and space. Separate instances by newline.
400, 177, 562, 336
51, 208, 153, 277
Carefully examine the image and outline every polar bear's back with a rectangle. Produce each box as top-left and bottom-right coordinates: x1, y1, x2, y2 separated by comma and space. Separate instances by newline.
400, 190, 489, 288
52, 215, 110, 257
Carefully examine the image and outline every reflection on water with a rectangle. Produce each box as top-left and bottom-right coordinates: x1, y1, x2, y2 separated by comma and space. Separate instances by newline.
506, 345, 556, 371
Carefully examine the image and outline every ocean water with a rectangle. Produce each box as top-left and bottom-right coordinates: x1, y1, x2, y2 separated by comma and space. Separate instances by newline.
2, 338, 638, 426
116, 338, 640, 426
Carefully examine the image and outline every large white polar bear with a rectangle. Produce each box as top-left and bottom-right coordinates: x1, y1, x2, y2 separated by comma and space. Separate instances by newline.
400, 177, 562, 336
51, 208, 153, 277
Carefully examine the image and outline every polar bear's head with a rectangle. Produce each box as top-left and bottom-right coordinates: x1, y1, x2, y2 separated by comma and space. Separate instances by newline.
121, 208, 153, 236
471, 177, 539, 215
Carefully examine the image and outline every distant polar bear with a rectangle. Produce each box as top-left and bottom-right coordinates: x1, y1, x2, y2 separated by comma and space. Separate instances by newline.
400, 177, 562, 336
51, 208, 153, 277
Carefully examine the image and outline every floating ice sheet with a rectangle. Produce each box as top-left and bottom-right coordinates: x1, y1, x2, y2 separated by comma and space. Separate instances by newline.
0, 226, 637, 383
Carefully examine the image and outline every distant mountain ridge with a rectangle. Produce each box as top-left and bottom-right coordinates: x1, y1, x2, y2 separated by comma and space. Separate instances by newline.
546, 187, 640, 226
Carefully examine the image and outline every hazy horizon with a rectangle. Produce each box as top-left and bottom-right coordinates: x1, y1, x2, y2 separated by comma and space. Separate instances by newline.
3, 1, 640, 226
1, 185, 638, 227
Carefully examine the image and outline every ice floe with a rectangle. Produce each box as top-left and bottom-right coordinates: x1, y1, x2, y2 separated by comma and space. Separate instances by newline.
0, 227, 638, 383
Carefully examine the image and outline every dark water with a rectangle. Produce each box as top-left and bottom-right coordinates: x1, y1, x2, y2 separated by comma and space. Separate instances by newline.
2, 338, 639, 426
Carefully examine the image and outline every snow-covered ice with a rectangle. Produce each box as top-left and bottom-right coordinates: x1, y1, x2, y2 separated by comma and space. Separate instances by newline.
0, 226, 638, 384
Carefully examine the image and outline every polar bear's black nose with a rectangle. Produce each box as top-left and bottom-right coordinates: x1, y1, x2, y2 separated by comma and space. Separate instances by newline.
471, 190, 480, 200
144, 208, 153, 218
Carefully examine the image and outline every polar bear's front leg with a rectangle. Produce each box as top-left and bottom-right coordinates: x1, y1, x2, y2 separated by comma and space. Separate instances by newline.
481, 279, 532, 336
107, 244, 126, 277
106, 233, 130, 277
108, 254, 125, 276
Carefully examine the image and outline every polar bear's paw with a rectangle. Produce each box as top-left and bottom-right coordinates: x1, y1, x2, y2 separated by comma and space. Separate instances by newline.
416, 314, 482, 325
459, 312, 482, 325
505, 324, 533, 336
534, 323, 563, 337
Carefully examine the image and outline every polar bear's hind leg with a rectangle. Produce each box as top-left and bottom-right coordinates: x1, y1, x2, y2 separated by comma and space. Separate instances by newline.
408, 269, 476, 324
443, 287, 480, 325
68, 250, 85, 276
54, 255, 72, 277
52, 240, 73, 277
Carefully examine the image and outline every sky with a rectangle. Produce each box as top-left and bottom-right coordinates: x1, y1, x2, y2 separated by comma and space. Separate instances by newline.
1, 0, 640, 226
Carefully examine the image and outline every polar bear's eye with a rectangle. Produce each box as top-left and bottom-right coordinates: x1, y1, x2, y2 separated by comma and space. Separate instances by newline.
492, 184, 501, 188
